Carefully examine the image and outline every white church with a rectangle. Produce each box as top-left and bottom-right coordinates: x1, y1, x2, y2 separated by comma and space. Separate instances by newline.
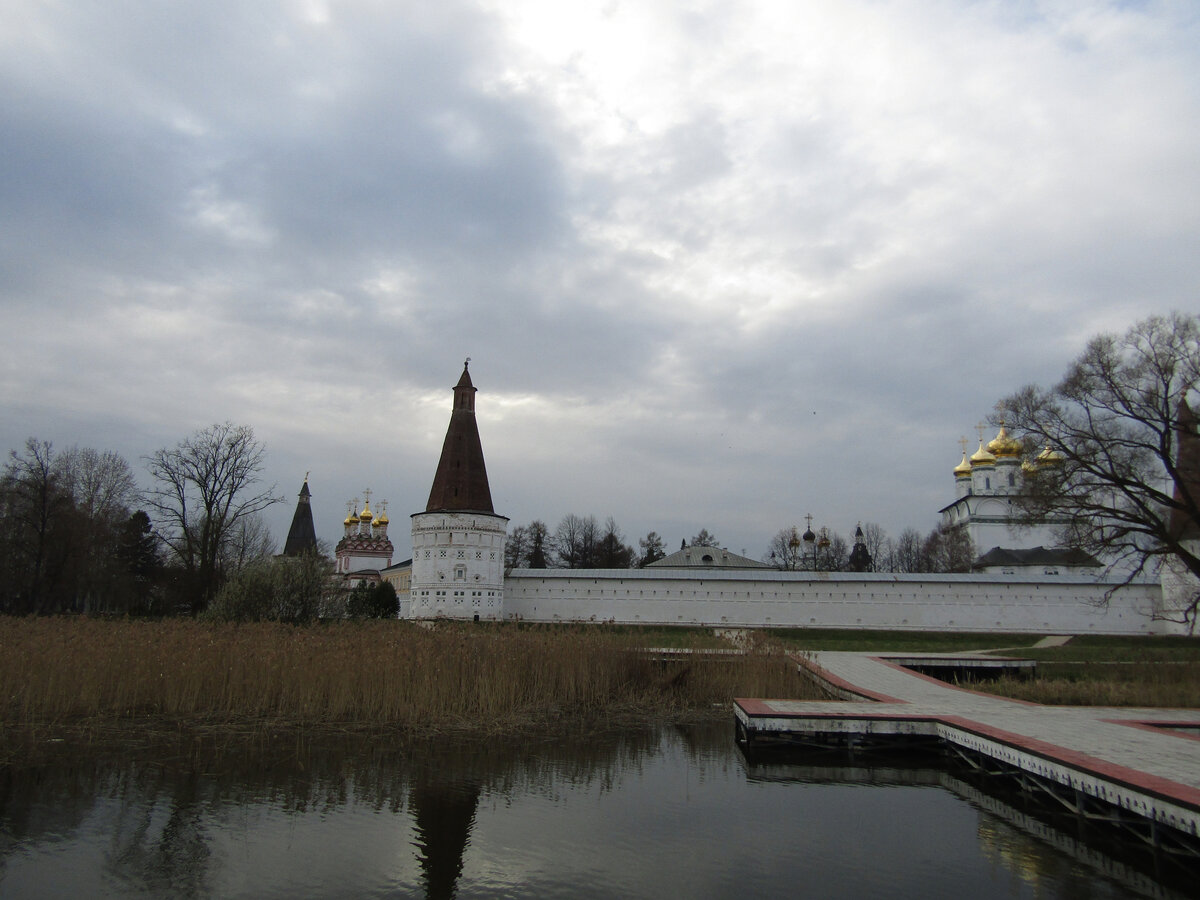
315, 362, 1194, 634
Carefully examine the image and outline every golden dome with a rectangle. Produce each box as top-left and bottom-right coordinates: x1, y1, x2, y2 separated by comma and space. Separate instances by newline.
969, 440, 996, 467
987, 424, 1022, 458
359, 501, 372, 520
1036, 444, 1065, 465
953, 451, 972, 478
344, 501, 356, 527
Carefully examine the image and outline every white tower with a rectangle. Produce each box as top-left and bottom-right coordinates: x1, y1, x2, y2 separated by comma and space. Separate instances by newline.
410, 361, 508, 620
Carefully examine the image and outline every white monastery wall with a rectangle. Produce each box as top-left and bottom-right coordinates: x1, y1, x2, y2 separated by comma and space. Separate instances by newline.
503, 569, 1177, 635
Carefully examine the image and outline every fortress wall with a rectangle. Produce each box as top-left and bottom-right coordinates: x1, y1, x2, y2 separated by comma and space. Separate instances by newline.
502, 569, 1176, 634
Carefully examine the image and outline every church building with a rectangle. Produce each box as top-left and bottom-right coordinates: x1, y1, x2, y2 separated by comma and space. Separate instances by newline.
409, 361, 508, 620
334, 492, 394, 584
940, 424, 1099, 575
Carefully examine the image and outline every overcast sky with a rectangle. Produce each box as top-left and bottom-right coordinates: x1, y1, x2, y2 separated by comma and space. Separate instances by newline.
3, 0, 1198, 561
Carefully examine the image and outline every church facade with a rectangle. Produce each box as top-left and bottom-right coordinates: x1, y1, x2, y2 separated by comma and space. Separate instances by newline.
334, 494, 394, 585
939, 425, 1100, 575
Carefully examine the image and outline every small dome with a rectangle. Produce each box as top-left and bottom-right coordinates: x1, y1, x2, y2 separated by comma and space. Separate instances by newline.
1036, 444, 1065, 465
953, 451, 972, 478
359, 501, 373, 520
969, 440, 996, 467
987, 424, 1022, 458
377, 511, 389, 525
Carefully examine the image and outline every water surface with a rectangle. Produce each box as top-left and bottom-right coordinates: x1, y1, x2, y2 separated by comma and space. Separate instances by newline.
0, 723, 1183, 898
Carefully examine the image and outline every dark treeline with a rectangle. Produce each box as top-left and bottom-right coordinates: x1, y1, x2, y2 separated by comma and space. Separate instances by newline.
0, 439, 160, 615
508, 513, 975, 574
505, 518, 733, 570
0, 425, 351, 621
765, 522, 974, 573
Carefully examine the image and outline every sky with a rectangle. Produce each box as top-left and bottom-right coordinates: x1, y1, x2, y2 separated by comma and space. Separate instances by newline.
2, 0, 1198, 562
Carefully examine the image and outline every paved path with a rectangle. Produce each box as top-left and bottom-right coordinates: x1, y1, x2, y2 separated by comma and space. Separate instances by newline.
736, 651, 1200, 839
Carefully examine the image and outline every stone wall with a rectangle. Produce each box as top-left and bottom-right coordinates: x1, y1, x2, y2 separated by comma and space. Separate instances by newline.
503, 568, 1177, 634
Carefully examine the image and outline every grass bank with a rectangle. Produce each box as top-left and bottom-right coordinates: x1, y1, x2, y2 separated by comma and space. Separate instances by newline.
0, 617, 823, 737
980, 661, 1200, 707
769, 628, 1040, 653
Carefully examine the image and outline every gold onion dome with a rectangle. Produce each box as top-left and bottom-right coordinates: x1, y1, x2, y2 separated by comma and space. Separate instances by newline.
953, 451, 972, 478
987, 424, 1022, 458
359, 502, 373, 520
1037, 444, 1065, 464
969, 440, 996, 467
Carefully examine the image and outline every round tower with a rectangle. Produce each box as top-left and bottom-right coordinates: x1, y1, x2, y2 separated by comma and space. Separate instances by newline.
410, 361, 509, 620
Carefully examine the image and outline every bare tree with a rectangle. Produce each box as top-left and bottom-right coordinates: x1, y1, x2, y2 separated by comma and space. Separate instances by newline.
59, 447, 137, 612
996, 312, 1200, 627
0, 439, 75, 613
689, 528, 720, 548
892, 527, 925, 574
553, 513, 599, 568
921, 523, 975, 573
637, 531, 665, 567
765, 527, 804, 570
144, 423, 283, 614
219, 513, 275, 575
505, 524, 529, 571
861, 523, 888, 569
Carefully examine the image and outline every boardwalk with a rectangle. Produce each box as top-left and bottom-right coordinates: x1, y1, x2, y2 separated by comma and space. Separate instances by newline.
735, 651, 1200, 852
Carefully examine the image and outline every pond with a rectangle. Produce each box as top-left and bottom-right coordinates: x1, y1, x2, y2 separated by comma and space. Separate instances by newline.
0, 722, 1190, 898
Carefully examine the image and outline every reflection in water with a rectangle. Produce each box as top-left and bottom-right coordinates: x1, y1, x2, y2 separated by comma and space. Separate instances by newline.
410, 781, 480, 900
0, 724, 1189, 898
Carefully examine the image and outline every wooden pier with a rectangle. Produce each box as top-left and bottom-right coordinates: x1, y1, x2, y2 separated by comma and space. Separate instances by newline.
735, 652, 1200, 859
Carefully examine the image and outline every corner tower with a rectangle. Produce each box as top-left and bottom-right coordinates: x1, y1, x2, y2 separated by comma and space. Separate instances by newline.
410, 361, 508, 620
283, 476, 318, 556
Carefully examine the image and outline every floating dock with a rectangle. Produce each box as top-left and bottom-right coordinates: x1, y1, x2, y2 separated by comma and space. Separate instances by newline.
735, 651, 1200, 859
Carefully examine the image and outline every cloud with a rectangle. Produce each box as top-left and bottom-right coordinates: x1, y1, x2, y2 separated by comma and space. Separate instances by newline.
2, 0, 1198, 558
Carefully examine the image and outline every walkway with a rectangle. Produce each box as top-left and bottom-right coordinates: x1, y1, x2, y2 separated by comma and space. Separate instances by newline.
735, 651, 1200, 847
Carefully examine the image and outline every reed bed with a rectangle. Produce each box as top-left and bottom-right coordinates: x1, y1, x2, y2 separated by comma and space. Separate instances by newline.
980, 662, 1200, 708
0, 617, 821, 734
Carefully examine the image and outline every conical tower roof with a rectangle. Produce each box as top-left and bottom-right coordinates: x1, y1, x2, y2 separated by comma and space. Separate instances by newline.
283, 476, 319, 555
425, 361, 495, 513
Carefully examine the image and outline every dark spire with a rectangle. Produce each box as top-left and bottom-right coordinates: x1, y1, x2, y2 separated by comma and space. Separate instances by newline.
425, 360, 495, 513
283, 475, 319, 556
1170, 399, 1200, 540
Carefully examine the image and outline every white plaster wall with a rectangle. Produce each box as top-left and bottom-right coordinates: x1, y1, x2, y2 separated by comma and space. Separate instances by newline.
503, 569, 1177, 635
410, 511, 508, 620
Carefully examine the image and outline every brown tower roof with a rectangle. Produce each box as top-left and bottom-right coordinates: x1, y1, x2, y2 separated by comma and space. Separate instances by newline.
425, 361, 495, 513
283, 477, 319, 556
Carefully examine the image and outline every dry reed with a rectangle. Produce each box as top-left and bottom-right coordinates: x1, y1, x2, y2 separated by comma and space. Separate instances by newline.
0, 617, 821, 734
981, 662, 1200, 708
